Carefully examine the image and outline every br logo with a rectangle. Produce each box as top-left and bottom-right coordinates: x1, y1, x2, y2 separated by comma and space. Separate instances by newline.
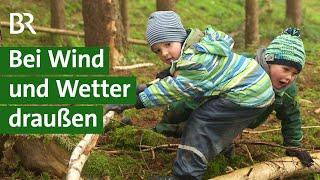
10, 13, 36, 34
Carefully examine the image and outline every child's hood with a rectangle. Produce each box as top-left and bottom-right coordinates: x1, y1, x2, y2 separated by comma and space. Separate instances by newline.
184, 26, 235, 57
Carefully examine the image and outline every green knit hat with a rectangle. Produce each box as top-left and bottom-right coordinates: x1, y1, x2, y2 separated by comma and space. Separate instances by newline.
265, 27, 305, 72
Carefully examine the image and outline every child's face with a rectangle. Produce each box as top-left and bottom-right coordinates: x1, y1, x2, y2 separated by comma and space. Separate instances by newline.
151, 42, 182, 64
268, 64, 299, 90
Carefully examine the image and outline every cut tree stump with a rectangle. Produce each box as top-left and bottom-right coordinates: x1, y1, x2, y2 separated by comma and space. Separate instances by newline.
13, 137, 71, 178
210, 152, 320, 180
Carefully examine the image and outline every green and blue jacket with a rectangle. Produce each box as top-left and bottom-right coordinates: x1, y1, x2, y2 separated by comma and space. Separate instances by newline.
139, 26, 275, 109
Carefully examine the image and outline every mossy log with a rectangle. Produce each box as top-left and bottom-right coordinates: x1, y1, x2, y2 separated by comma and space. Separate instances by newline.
210, 152, 320, 180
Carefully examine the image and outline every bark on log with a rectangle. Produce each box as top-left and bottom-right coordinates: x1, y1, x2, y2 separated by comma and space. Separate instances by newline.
210, 152, 320, 180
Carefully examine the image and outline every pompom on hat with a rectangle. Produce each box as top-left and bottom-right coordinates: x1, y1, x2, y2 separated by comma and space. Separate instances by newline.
146, 11, 187, 47
265, 27, 305, 72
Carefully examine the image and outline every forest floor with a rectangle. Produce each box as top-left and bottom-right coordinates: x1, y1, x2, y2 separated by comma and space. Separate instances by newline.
0, 0, 319, 179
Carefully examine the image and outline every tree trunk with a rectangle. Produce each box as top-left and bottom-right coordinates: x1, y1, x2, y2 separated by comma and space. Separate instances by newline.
120, 0, 128, 50
156, 0, 176, 11
286, 0, 302, 26
0, 23, 3, 46
210, 152, 320, 180
82, 0, 126, 68
245, 0, 259, 48
50, 0, 66, 45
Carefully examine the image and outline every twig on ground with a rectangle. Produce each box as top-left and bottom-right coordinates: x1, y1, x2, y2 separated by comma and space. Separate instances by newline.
236, 140, 320, 152
243, 125, 320, 134
118, 165, 124, 178
139, 144, 179, 152
243, 145, 254, 165
139, 132, 150, 170
94, 149, 133, 155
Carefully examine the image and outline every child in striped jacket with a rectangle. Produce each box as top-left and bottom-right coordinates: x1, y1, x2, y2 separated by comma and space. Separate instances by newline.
107, 11, 275, 179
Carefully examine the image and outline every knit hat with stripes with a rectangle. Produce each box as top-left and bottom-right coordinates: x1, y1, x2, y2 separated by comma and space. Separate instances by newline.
265, 27, 305, 72
146, 11, 187, 47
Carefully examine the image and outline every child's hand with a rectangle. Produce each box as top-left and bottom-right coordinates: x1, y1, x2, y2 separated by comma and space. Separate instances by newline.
104, 104, 134, 114
285, 148, 314, 167
137, 84, 148, 94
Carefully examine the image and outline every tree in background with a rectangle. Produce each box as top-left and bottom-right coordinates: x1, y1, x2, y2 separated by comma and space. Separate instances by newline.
82, 0, 126, 67
245, 0, 259, 48
156, 0, 176, 11
120, 0, 128, 50
0, 23, 2, 46
286, 0, 302, 26
50, 0, 66, 46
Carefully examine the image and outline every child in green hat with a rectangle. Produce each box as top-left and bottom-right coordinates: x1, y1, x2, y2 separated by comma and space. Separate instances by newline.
154, 27, 314, 177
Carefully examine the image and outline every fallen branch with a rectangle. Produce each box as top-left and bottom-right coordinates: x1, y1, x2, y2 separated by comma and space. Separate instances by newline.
1, 21, 84, 37
0, 21, 147, 45
243, 126, 320, 134
127, 38, 148, 45
113, 63, 154, 70
139, 144, 179, 152
209, 152, 320, 180
299, 98, 313, 104
243, 145, 254, 165
236, 140, 320, 152
66, 111, 115, 180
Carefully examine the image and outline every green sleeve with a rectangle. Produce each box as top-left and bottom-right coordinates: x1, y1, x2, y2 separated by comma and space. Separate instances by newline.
274, 83, 303, 147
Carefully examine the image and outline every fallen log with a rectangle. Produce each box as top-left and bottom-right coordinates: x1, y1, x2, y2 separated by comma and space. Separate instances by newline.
210, 152, 320, 180
66, 111, 115, 180
0, 21, 147, 45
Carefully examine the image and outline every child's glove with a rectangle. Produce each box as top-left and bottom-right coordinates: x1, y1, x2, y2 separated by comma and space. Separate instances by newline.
137, 84, 148, 94
156, 68, 171, 79
286, 148, 314, 167
104, 104, 134, 114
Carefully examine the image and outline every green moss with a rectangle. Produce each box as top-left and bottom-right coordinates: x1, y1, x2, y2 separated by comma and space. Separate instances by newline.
52, 134, 83, 152
204, 154, 248, 179
82, 151, 143, 179
108, 125, 167, 148
203, 155, 228, 179
10, 167, 36, 180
